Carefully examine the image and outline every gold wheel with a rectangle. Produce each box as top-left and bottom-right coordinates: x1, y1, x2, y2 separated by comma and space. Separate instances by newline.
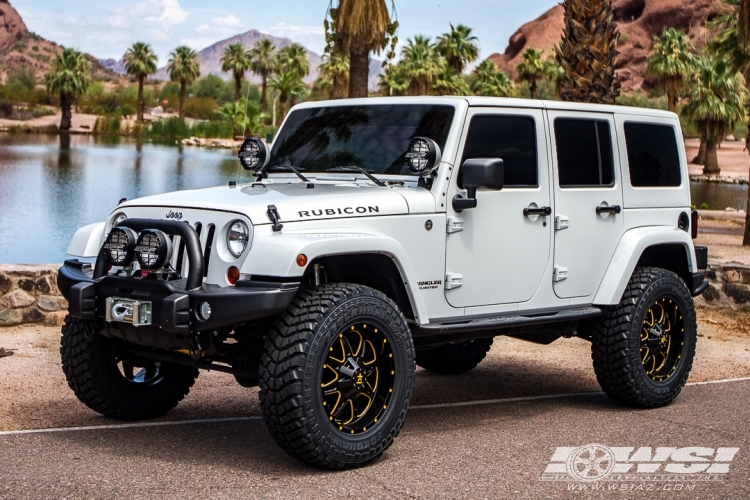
639, 296, 685, 382
320, 323, 395, 435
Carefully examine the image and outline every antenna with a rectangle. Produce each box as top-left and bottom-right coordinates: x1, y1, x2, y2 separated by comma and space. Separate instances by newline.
236, 80, 253, 185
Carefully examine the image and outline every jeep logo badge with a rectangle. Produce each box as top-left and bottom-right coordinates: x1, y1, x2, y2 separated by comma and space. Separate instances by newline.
166, 210, 183, 220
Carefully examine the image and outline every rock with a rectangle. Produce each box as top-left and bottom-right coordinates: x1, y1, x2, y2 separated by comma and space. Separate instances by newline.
42, 311, 67, 327
726, 207, 737, 212
0, 272, 10, 294
724, 270, 741, 283
34, 275, 54, 294
702, 284, 720, 302
0, 289, 35, 309
18, 278, 35, 292
726, 135, 736, 142
37, 295, 63, 312
722, 283, 750, 304
0, 309, 22, 326
0, 0, 27, 53
22, 308, 45, 323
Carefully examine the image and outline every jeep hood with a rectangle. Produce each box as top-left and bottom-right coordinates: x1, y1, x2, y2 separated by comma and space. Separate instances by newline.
119, 180, 436, 224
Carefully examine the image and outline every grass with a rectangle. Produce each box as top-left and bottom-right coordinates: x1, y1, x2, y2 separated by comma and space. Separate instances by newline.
92, 115, 234, 140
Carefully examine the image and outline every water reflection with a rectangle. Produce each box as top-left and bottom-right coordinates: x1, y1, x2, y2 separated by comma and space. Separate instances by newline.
0, 134, 243, 264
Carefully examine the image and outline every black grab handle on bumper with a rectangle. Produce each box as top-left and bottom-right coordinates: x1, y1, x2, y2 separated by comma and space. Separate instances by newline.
94, 218, 205, 291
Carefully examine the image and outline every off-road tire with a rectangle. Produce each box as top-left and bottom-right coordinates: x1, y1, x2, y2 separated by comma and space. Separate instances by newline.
415, 338, 494, 375
60, 315, 199, 420
259, 284, 415, 469
590, 267, 697, 408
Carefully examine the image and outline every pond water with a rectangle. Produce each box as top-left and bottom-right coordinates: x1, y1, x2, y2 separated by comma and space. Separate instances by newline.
0, 134, 248, 264
0, 134, 747, 264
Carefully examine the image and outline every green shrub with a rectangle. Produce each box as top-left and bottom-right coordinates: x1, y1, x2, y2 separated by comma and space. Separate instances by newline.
184, 97, 219, 120
94, 114, 122, 135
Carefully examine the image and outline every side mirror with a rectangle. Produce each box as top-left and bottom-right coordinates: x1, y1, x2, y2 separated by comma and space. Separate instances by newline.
453, 158, 504, 212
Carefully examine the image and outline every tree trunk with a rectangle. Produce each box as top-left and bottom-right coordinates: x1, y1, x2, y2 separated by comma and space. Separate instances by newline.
59, 96, 72, 131
667, 91, 676, 113
260, 73, 268, 112
137, 76, 145, 122
179, 82, 186, 120
703, 140, 721, 175
529, 79, 538, 100
744, 182, 750, 245
279, 92, 288, 122
331, 72, 348, 99
235, 74, 242, 102
348, 50, 369, 98
692, 135, 707, 165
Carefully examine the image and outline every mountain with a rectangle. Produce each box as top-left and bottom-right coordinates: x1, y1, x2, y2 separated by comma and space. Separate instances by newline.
0, 0, 118, 82
488, 0, 730, 93
150, 29, 382, 91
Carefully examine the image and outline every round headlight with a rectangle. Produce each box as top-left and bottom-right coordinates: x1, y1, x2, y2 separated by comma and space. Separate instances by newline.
405, 137, 442, 176
238, 138, 270, 171
113, 212, 128, 227
135, 229, 173, 270
103, 227, 137, 266
226, 220, 249, 258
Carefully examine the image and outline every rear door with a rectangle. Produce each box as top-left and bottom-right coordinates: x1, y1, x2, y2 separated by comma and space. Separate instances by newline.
547, 111, 624, 299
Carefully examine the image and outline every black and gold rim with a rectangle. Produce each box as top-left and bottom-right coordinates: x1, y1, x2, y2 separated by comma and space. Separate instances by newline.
640, 296, 685, 382
320, 323, 395, 435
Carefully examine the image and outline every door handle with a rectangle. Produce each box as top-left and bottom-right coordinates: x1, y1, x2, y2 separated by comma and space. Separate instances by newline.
523, 206, 552, 217
596, 205, 621, 215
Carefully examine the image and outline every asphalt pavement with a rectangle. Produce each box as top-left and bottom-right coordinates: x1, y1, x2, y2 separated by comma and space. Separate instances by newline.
2, 378, 749, 499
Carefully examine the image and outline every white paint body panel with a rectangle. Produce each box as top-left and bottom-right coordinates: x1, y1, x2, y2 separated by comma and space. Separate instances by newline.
66, 222, 107, 258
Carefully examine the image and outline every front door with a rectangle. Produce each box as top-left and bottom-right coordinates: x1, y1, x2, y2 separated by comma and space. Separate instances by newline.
445, 108, 552, 308
547, 111, 624, 299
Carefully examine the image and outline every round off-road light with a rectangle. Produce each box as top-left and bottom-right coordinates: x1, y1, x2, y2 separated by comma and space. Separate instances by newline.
198, 301, 212, 321
405, 137, 442, 176
103, 227, 137, 266
226, 220, 250, 258
238, 138, 270, 171
135, 229, 173, 270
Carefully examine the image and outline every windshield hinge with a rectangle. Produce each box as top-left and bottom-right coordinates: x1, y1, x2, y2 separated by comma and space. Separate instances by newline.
446, 217, 464, 234
267, 205, 283, 232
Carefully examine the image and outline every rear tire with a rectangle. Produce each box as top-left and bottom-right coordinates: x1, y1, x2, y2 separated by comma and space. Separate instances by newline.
60, 315, 199, 420
259, 284, 415, 469
590, 267, 697, 408
416, 338, 494, 375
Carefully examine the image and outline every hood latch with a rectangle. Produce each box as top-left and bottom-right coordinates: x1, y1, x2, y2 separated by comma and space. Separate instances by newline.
267, 205, 283, 232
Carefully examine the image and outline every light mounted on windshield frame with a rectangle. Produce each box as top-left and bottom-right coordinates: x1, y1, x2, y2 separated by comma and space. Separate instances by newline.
238, 138, 270, 172
405, 137, 442, 178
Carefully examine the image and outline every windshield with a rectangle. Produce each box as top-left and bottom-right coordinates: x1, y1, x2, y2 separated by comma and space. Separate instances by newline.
269, 104, 456, 175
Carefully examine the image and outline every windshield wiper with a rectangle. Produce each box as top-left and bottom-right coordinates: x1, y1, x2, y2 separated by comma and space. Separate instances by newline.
257, 165, 311, 184
326, 166, 387, 187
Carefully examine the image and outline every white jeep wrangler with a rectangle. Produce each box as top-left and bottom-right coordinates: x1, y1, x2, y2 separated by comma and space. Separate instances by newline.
59, 97, 709, 469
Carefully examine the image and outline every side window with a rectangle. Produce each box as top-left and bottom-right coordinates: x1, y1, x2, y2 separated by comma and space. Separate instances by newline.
624, 122, 682, 187
554, 118, 614, 187
461, 115, 538, 187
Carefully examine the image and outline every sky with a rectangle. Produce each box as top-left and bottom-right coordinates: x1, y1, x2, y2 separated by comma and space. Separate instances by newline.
15, 0, 559, 64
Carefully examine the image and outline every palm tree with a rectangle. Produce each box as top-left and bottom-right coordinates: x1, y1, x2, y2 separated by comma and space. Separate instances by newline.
647, 29, 697, 113
277, 43, 310, 80
556, 0, 621, 104
379, 64, 409, 96
470, 60, 513, 97
433, 66, 471, 96
318, 51, 350, 99
710, 0, 750, 245
516, 48, 546, 99
335, 0, 393, 98
221, 43, 251, 102
435, 24, 480, 75
544, 56, 565, 99
248, 39, 277, 112
45, 48, 91, 131
167, 46, 200, 120
400, 36, 442, 96
124, 42, 158, 122
217, 98, 263, 137
683, 56, 747, 176
270, 71, 307, 122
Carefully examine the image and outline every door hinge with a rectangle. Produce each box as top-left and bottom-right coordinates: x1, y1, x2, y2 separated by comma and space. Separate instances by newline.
445, 273, 463, 290
553, 266, 568, 282
555, 215, 570, 231
446, 217, 464, 234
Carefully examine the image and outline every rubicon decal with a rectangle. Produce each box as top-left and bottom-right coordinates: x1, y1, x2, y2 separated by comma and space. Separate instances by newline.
298, 206, 380, 218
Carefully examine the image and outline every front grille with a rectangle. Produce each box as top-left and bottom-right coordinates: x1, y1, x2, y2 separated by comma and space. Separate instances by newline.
168, 221, 216, 280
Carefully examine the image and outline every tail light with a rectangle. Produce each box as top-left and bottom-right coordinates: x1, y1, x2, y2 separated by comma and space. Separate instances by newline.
691, 210, 699, 239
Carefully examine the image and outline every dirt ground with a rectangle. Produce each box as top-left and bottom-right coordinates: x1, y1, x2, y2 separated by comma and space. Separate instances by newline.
686, 138, 750, 181
1, 305, 749, 433
695, 215, 750, 266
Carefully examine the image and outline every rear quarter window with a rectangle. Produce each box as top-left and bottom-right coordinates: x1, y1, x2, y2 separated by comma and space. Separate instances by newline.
624, 122, 682, 187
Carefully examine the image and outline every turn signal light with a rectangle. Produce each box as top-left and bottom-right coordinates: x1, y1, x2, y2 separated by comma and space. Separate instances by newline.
296, 254, 308, 267
227, 266, 240, 285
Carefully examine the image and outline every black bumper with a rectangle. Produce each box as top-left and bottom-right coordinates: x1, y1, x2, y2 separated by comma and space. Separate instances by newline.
58, 260, 298, 335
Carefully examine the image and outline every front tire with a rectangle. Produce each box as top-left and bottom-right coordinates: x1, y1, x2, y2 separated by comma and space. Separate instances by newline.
60, 316, 199, 420
259, 284, 415, 469
590, 267, 697, 408
416, 338, 494, 375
